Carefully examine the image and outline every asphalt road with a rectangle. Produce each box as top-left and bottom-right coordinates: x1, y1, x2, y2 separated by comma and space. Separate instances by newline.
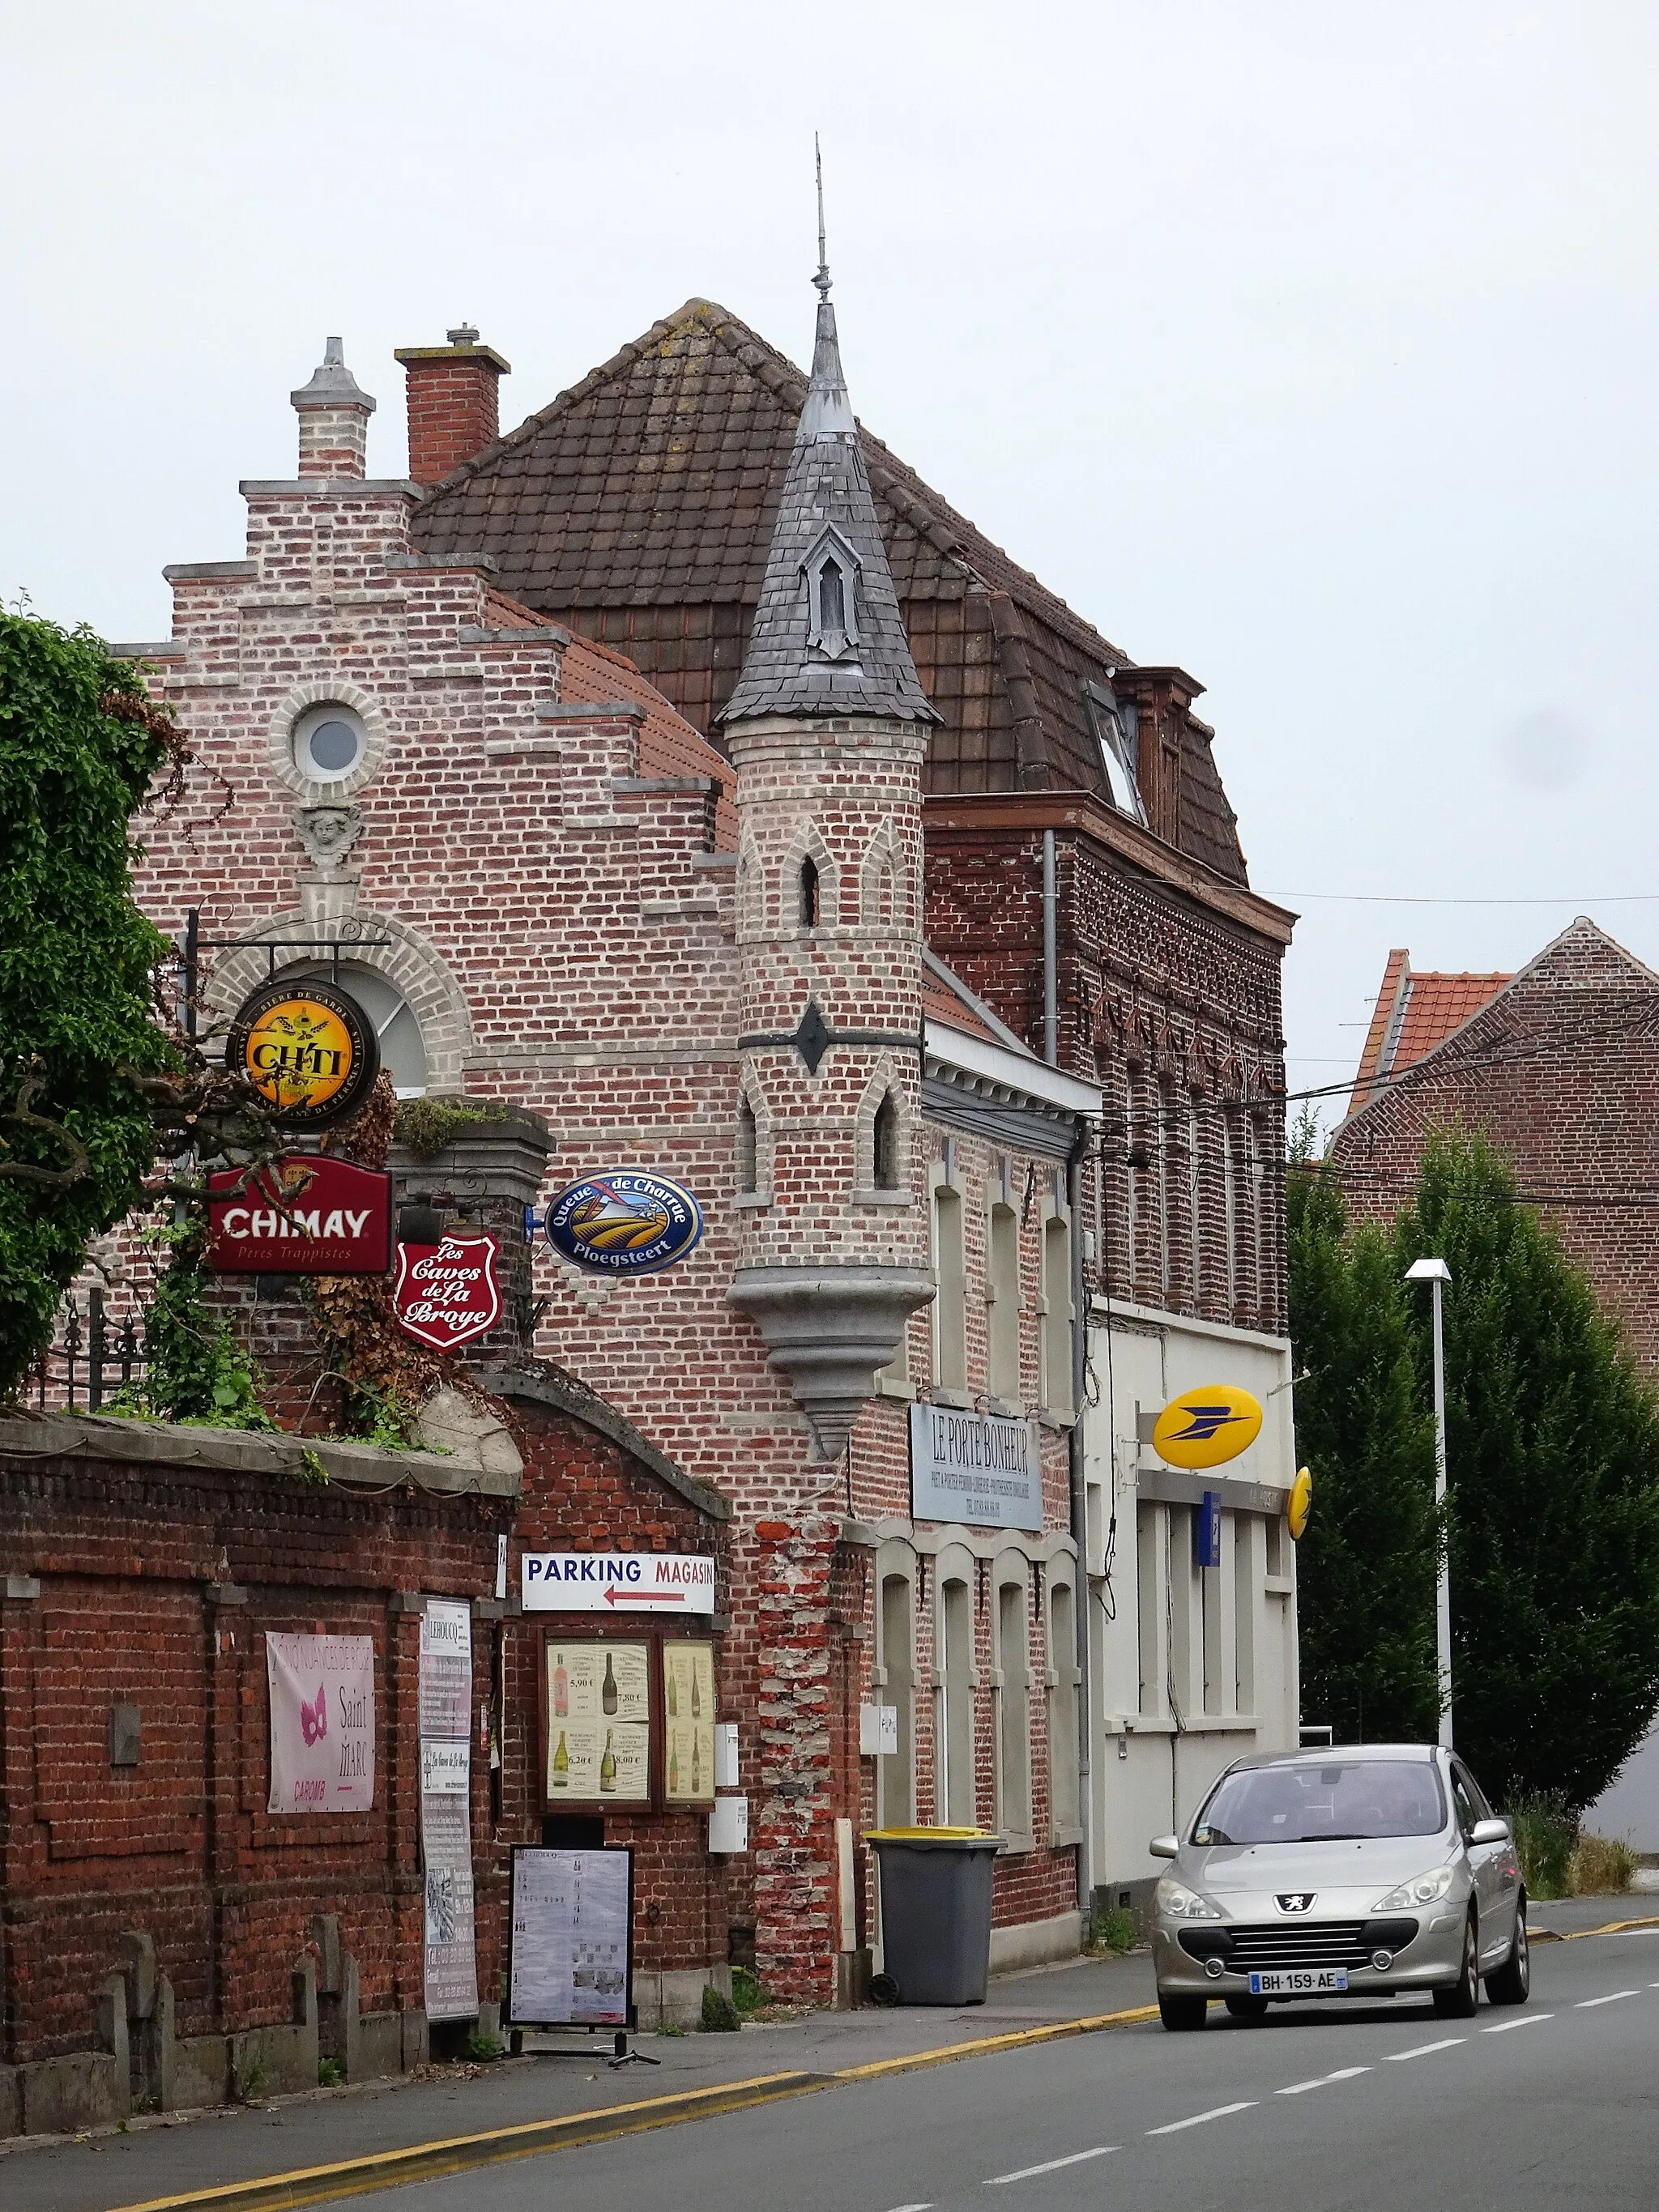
322, 1924, 1659, 2212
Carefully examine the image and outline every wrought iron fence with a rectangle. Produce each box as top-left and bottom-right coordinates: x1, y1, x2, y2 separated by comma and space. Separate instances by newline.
32, 1289, 150, 1413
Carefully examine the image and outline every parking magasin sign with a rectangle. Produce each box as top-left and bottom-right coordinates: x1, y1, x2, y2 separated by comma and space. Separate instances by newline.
521, 1552, 716, 1614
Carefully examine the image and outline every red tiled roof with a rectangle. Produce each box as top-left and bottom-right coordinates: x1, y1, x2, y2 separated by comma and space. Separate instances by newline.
920, 970, 1003, 1043
1350, 950, 1511, 1110
484, 589, 736, 849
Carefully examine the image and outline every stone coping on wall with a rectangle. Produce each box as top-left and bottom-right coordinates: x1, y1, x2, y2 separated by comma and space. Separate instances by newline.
475, 1361, 731, 1523
0, 1408, 521, 1498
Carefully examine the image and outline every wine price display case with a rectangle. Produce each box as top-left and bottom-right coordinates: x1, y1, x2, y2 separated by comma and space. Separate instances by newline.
537, 1630, 717, 1812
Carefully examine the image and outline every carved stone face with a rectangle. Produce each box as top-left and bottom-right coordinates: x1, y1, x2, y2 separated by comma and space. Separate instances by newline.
294, 803, 363, 868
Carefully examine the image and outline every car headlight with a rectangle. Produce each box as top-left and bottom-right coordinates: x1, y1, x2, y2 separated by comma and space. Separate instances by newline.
1156, 1876, 1223, 1920
1371, 1866, 1455, 1911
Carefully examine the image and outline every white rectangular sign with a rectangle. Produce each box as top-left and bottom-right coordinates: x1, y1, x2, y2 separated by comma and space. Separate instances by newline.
909, 1402, 1044, 1531
522, 1552, 715, 1613
419, 1599, 472, 1740
508, 1847, 632, 2029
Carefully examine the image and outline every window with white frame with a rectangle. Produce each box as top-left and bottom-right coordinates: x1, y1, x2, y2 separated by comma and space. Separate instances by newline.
1038, 1202, 1073, 1414
878, 1569, 916, 1827
293, 961, 426, 1097
995, 1569, 1033, 1843
932, 1168, 968, 1393
1047, 1576, 1081, 1835
1082, 682, 1147, 824
937, 1568, 976, 1828
986, 1199, 1021, 1403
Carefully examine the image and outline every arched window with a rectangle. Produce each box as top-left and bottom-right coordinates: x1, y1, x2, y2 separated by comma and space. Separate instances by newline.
879, 1571, 916, 1827
938, 1574, 976, 1826
1048, 1579, 1081, 1835
818, 557, 846, 637
800, 855, 820, 930
932, 1176, 967, 1392
987, 1200, 1020, 1403
872, 1093, 899, 1190
294, 961, 427, 1097
736, 1097, 757, 1196
996, 1571, 1033, 1844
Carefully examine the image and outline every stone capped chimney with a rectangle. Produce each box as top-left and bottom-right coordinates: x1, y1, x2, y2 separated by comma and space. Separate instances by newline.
290, 338, 376, 478
394, 325, 511, 488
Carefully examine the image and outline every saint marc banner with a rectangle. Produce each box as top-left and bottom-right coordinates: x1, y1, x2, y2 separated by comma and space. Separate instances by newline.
266, 1632, 375, 1813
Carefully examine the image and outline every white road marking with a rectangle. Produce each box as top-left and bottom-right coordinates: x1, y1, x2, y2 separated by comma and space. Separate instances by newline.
1385, 2038, 1465, 2061
1146, 2102, 1257, 2136
984, 2148, 1118, 2184
1277, 2065, 1371, 2095
1483, 2012, 1554, 2033
1576, 1990, 1640, 2008
885, 2204, 936, 2210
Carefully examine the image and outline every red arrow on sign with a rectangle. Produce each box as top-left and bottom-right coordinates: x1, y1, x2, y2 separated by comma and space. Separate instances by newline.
603, 1586, 685, 1605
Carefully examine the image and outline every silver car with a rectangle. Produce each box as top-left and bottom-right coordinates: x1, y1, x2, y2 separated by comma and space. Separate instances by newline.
1149, 1743, 1529, 2030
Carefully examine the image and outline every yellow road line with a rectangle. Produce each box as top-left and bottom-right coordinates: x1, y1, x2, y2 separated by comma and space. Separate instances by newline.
1529, 1913, 1659, 1945
104, 2002, 1163, 2212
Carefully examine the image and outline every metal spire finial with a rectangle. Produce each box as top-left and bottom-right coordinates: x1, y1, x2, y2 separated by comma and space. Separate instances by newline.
813, 133, 831, 302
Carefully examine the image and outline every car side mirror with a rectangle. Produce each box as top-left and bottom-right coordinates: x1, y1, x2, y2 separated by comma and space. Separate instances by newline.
1149, 1834, 1180, 1860
1470, 1818, 1510, 1845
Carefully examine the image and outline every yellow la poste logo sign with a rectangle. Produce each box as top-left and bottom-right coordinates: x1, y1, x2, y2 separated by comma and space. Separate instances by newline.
1151, 1383, 1265, 1470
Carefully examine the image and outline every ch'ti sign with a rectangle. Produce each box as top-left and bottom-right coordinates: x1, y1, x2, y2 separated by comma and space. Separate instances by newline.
227, 978, 380, 1129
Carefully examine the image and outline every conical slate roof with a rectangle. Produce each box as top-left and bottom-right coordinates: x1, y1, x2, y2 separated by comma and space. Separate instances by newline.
720, 292, 938, 727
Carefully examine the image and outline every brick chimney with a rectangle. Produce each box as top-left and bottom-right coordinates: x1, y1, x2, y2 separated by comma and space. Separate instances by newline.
290, 337, 376, 478
394, 325, 511, 487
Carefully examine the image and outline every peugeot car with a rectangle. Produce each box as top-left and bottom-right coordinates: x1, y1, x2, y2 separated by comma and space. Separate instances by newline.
1149, 1743, 1529, 2030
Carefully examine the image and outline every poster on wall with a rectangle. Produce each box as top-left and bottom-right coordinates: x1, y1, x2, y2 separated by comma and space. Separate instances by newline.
420, 1599, 473, 1738
662, 1642, 716, 1805
544, 1641, 650, 1803
266, 1632, 375, 1813
420, 1740, 478, 2021
909, 1402, 1044, 1532
506, 1846, 633, 2030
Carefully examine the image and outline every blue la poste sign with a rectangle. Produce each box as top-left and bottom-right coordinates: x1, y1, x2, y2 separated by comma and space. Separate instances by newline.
544, 1172, 703, 1275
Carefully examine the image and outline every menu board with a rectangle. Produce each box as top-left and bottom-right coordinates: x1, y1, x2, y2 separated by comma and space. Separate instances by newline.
544, 1640, 650, 1803
662, 1641, 716, 1804
507, 1846, 633, 2029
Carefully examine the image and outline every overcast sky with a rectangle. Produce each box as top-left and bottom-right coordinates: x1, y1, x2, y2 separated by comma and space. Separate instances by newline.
6, 1, 1657, 1122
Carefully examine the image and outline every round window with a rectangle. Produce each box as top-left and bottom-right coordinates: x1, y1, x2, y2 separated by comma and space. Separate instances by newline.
292, 703, 366, 784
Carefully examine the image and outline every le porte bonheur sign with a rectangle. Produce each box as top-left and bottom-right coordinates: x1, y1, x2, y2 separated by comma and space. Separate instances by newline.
521, 1553, 717, 1613
207, 1156, 393, 1274
909, 1402, 1044, 1532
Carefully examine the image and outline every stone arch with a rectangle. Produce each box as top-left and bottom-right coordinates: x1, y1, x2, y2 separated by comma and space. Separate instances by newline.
855, 1055, 911, 1195
735, 1063, 776, 1201
859, 818, 904, 930
779, 819, 839, 934
206, 906, 476, 1094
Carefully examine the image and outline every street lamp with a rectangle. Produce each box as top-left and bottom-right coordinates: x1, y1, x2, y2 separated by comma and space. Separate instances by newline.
1405, 1256, 1453, 1750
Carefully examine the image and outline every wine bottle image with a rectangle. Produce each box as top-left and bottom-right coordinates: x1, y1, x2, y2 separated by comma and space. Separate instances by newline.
667, 1668, 678, 1717
690, 1664, 701, 1717
552, 1656, 569, 1716
552, 1731, 569, 1788
602, 1652, 618, 1714
599, 1729, 617, 1792
668, 1740, 680, 1794
691, 1730, 701, 1793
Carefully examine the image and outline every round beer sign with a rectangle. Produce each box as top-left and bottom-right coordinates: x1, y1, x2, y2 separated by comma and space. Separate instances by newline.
228, 978, 379, 1128
544, 1172, 703, 1275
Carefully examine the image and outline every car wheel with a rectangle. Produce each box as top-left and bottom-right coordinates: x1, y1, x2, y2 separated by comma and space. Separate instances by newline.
1225, 1995, 1269, 2021
1432, 1912, 1480, 2018
1485, 1893, 1530, 2007
1158, 1991, 1209, 2031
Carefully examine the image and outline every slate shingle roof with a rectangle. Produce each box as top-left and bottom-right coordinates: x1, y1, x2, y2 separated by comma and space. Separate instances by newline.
412, 299, 1247, 883
721, 296, 936, 727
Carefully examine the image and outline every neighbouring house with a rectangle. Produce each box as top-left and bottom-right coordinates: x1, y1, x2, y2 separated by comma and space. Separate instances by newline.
1334, 914, 1659, 1845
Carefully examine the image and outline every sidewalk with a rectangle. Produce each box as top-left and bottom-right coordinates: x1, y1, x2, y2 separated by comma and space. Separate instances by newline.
0, 1949, 1158, 2212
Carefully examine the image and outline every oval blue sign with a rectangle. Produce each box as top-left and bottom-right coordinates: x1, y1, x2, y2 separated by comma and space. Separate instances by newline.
544, 1172, 704, 1276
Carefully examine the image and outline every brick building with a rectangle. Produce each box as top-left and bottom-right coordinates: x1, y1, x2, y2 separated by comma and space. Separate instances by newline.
92, 278, 1101, 2064
1337, 917, 1659, 1374
403, 296, 1303, 1894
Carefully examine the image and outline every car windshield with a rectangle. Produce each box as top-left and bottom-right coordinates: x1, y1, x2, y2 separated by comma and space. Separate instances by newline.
1192, 1760, 1447, 1845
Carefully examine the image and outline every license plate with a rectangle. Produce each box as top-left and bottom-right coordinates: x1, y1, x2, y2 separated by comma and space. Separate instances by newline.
1248, 1969, 1349, 1997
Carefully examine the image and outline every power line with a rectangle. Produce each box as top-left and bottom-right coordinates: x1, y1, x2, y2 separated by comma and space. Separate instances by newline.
1267, 891, 1659, 908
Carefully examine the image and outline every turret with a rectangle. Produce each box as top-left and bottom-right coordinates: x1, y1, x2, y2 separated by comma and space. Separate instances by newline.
723, 224, 938, 1460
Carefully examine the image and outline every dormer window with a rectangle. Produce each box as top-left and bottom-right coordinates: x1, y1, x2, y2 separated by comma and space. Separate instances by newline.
1084, 681, 1147, 824
802, 523, 862, 661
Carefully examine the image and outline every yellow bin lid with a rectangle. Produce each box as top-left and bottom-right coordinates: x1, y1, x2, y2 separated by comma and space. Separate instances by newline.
863, 1826, 995, 1842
